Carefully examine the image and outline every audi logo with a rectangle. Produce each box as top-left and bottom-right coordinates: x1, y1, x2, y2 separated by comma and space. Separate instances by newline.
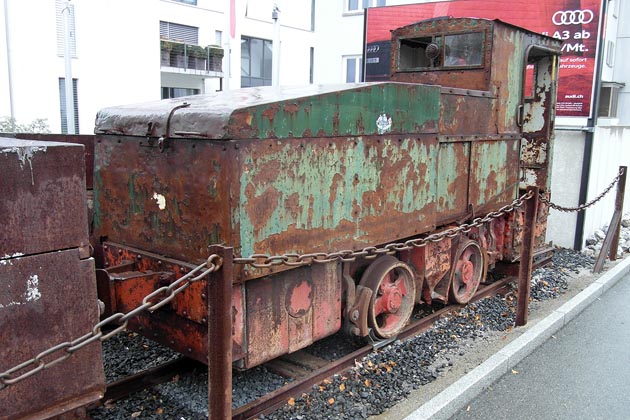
552, 9, 594, 25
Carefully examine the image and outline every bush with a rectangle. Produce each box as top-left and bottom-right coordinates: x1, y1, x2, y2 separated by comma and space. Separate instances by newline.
0, 117, 51, 134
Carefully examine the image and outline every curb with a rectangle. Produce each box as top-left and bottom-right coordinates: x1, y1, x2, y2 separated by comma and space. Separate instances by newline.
403, 255, 630, 420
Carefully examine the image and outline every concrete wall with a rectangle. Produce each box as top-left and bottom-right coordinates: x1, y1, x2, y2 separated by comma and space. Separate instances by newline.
546, 129, 586, 248
582, 126, 630, 241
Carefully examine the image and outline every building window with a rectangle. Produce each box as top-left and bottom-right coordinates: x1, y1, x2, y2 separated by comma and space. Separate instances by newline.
58, 78, 79, 134
241, 36, 272, 87
56, 0, 77, 57
598, 82, 624, 118
160, 21, 199, 44
345, 0, 385, 14
161, 87, 201, 99
343, 56, 363, 83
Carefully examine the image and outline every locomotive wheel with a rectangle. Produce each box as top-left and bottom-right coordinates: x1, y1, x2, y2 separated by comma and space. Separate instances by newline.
359, 256, 416, 339
449, 239, 487, 304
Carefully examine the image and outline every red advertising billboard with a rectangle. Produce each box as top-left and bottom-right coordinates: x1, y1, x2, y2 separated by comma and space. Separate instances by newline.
365, 0, 602, 117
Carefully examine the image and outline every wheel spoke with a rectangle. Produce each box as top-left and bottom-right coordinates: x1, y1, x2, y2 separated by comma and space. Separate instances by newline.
373, 296, 387, 316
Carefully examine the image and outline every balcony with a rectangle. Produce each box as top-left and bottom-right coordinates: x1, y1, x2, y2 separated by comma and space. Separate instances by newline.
160, 39, 224, 77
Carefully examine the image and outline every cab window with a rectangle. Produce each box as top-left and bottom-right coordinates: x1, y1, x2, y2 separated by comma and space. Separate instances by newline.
397, 31, 484, 71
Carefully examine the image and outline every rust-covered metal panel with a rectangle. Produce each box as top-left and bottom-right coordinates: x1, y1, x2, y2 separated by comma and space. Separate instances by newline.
11, 133, 95, 189
245, 263, 341, 368
234, 136, 438, 273
469, 139, 520, 214
0, 138, 90, 258
100, 242, 247, 363
436, 142, 469, 220
439, 92, 495, 135
0, 251, 104, 420
93, 137, 235, 265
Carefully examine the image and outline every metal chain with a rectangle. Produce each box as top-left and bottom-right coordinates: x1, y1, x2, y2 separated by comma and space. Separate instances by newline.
0, 189, 541, 388
540, 167, 625, 213
0, 254, 223, 390
233, 191, 534, 269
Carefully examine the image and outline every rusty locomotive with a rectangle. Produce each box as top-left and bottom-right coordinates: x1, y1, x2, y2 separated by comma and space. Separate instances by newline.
92, 17, 561, 367
1, 17, 561, 419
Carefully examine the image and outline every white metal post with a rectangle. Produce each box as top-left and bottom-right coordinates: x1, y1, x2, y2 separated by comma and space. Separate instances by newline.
62, 1, 75, 134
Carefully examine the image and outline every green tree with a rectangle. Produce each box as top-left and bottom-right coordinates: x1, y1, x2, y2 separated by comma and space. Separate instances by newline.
0, 117, 51, 134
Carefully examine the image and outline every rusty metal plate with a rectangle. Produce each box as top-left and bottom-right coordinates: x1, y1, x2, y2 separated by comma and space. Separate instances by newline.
236, 136, 438, 267
11, 134, 95, 189
0, 251, 104, 419
93, 136, 234, 266
436, 142, 469, 220
469, 139, 520, 214
245, 262, 341, 368
0, 138, 89, 259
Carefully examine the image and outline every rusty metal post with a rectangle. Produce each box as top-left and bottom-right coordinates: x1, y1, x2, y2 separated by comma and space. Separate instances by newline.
516, 186, 539, 327
594, 166, 627, 273
207, 245, 233, 420
609, 166, 627, 261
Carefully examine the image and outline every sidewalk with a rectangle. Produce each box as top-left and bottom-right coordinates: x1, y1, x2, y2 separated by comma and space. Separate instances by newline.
403, 256, 630, 420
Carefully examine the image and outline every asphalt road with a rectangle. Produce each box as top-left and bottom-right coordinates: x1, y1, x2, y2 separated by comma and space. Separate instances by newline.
451, 273, 630, 420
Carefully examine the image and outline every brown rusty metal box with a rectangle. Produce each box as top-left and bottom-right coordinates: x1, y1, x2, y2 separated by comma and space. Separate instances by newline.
0, 138, 104, 419
0, 138, 90, 258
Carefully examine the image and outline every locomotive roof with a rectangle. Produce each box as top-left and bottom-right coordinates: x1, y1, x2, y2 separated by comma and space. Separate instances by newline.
94, 82, 441, 140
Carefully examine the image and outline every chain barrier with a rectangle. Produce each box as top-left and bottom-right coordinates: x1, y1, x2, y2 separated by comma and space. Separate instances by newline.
0, 189, 548, 389
0, 254, 223, 390
233, 191, 535, 269
540, 167, 625, 213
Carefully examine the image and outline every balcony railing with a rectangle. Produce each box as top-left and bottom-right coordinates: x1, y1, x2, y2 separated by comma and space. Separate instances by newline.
160, 39, 224, 73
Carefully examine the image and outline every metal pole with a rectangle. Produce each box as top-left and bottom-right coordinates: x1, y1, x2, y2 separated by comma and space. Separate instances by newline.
271, 4, 280, 87
207, 245, 233, 420
3, 0, 14, 119
594, 166, 627, 272
609, 166, 627, 261
62, 1, 75, 134
516, 186, 539, 327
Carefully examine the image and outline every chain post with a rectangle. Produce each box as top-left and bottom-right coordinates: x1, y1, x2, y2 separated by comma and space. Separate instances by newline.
609, 166, 627, 261
207, 245, 233, 420
516, 187, 539, 327
594, 166, 627, 273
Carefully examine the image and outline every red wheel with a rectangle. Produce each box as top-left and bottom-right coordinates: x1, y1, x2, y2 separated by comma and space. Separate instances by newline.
359, 256, 416, 339
449, 239, 487, 304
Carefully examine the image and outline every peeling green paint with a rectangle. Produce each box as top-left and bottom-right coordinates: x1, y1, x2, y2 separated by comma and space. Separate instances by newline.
241, 83, 440, 139
237, 138, 438, 256
505, 32, 525, 128
437, 143, 467, 212
473, 141, 509, 205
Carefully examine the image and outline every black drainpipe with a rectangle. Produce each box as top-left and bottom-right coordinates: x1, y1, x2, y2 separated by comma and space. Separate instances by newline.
573, 0, 608, 250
